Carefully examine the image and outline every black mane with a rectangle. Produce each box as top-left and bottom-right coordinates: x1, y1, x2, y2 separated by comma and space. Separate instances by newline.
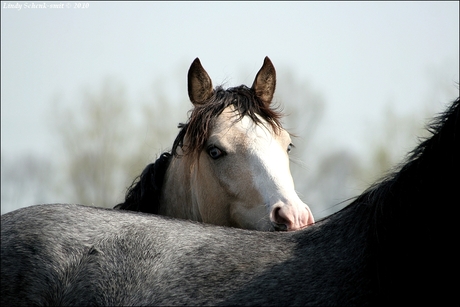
114, 153, 171, 213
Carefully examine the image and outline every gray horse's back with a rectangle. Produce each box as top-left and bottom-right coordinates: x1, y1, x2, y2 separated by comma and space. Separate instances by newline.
1, 204, 299, 306
1, 204, 138, 305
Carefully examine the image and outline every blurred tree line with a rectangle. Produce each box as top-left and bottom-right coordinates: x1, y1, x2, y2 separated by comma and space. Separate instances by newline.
1, 66, 457, 218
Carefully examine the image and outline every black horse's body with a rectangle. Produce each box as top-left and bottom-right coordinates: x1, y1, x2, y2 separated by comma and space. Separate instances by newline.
1, 97, 458, 306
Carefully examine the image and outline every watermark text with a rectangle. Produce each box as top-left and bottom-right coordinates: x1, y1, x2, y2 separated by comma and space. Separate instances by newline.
2, 2, 90, 11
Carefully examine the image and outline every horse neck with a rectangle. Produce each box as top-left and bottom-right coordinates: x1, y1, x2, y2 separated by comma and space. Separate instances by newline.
298, 99, 460, 305
353, 99, 460, 304
160, 155, 202, 222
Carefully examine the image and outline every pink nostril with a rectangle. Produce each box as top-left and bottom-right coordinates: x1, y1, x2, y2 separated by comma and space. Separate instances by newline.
271, 204, 314, 231
272, 206, 291, 230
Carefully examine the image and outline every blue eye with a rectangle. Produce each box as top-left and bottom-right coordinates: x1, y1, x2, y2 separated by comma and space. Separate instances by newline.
208, 146, 224, 159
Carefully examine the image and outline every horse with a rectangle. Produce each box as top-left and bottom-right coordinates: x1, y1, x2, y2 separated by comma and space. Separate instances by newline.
114, 57, 314, 231
1, 95, 458, 306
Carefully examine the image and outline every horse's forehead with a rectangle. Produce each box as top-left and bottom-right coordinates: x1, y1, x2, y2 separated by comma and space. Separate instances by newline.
212, 105, 287, 144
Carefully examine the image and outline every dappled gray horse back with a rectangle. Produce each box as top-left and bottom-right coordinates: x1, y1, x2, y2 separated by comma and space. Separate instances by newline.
1, 96, 458, 306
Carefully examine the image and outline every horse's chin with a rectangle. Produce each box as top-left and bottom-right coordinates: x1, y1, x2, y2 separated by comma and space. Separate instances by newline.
231, 217, 273, 232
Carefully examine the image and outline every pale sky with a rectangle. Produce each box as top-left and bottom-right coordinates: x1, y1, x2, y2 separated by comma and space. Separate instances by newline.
1, 1, 459, 171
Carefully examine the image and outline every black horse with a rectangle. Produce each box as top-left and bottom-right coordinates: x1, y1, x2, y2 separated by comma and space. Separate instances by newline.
1, 96, 458, 306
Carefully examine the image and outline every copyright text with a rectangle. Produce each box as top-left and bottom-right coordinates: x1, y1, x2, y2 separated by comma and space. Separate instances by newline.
2, 2, 90, 10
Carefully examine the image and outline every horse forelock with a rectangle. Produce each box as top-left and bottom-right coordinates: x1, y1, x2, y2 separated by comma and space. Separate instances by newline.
172, 85, 283, 157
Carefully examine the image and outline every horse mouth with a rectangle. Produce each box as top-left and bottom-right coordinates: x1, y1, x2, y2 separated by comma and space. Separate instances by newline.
272, 223, 288, 231
271, 221, 314, 232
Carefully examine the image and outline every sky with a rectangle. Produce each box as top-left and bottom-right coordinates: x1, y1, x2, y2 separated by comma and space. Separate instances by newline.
1, 1, 459, 200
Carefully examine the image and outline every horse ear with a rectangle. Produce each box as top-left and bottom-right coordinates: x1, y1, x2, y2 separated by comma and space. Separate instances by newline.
251, 56, 276, 105
188, 58, 214, 105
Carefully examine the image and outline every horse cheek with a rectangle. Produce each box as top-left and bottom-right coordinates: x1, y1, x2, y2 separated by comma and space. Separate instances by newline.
194, 160, 232, 227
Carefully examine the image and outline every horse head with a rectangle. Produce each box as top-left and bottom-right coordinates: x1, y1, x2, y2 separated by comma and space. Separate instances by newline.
160, 57, 314, 231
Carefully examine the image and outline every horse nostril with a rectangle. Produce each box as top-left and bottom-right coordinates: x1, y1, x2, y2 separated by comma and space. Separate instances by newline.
271, 206, 290, 231
271, 203, 313, 231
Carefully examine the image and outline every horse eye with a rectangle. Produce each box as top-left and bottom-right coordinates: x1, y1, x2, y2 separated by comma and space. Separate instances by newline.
208, 146, 224, 159
287, 143, 294, 153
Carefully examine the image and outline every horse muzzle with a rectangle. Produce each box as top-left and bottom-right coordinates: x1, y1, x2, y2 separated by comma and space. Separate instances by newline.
270, 202, 314, 231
